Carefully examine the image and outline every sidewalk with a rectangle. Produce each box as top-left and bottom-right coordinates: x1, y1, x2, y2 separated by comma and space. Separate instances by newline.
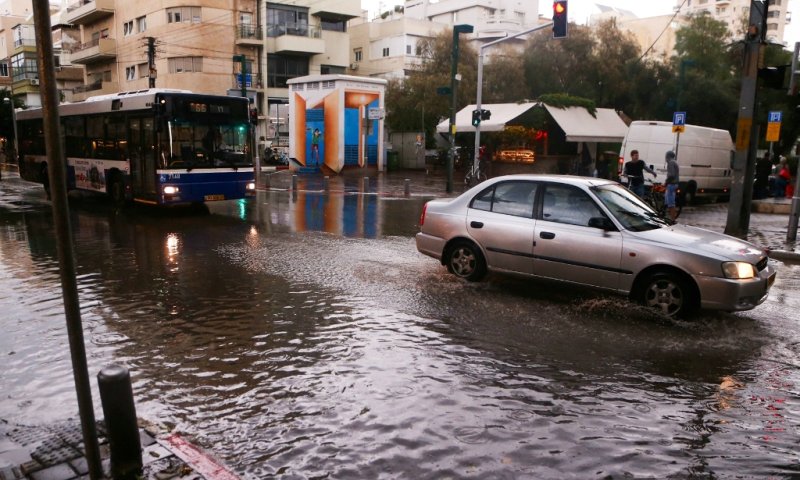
0, 419, 237, 480
259, 168, 800, 261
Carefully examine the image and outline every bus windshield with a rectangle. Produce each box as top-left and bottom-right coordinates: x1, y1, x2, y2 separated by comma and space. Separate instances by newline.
161, 120, 252, 169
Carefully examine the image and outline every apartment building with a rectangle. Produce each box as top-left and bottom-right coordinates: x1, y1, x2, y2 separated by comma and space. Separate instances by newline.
0, 0, 360, 145
349, 0, 542, 80
675, 0, 791, 45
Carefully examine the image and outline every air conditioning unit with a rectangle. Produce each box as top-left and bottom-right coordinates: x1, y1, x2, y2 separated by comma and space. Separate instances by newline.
30, 79, 39, 85
350, 63, 359, 70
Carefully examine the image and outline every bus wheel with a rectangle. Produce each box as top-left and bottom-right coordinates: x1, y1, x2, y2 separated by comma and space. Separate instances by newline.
108, 176, 126, 208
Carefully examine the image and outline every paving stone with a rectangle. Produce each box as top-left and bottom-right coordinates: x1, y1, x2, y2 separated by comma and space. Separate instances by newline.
0, 466, 24, 480
0, 448, 32, 469
7, 428, 49, 448
31, 443, 80, 467
68, 457, 87, 476
140, 430, 157, 448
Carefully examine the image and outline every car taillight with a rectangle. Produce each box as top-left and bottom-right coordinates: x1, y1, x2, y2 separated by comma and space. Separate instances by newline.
419, 202, 428, 226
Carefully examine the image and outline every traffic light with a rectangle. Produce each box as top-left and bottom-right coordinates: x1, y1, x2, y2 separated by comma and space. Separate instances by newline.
472, 109, 481, 127
553, 1, 568, 39
480, 109, 491, 121
249, 107, 258, 125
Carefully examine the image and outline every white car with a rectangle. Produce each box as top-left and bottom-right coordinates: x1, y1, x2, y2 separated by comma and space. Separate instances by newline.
416, 175, 776, 317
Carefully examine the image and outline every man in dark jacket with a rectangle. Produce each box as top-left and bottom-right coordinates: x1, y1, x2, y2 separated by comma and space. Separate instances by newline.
623, 150, 657, 197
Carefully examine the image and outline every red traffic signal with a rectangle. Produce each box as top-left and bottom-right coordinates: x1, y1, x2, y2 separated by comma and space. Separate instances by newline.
553, 1, 568, 39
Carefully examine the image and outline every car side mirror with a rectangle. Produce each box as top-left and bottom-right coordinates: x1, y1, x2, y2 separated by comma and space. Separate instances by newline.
588, 216, 616, 231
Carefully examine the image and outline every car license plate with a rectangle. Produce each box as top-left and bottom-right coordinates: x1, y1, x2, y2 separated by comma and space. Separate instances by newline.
204, 194, 225, 201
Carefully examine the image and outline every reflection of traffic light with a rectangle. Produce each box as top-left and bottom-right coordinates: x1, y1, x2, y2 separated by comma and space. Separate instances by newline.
472, 109, 481, 127
249, 107, 258, 124
553, 1, 568, 39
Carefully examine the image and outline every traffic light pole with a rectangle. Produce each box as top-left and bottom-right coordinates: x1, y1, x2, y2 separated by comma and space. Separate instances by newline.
473, 22, 553, 167
725, 0, 766, 238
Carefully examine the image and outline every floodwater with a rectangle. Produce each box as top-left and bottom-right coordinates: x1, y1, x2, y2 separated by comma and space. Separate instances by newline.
1, 176, 799, 478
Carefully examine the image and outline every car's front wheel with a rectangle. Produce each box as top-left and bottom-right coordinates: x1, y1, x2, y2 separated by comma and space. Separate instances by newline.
446, 240, 487, 282
638, 271, 697, 317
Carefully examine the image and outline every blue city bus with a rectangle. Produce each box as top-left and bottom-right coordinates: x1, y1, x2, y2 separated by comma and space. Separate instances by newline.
15, 89, 256, 206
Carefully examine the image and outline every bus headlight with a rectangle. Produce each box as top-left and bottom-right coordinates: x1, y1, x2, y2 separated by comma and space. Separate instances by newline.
246, 182, 256, 191
163, 185, 180, 195
722, 261, 756, 279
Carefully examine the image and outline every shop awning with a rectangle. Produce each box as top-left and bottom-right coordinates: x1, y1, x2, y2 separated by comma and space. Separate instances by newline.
436, 102, 629, 143
543, 104, 628, 143
435, 102, 537, 133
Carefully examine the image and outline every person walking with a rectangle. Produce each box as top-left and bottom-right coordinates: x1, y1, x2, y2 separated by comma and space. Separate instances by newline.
664, 150, 680, 221
623, 149, 657, 198
774, 156, 791, 198
311, 128, 321, 166
754, 152, 773, 199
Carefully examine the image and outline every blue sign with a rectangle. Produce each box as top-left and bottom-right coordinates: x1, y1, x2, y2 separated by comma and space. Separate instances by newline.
673, 111, 686, 126
768, 111, 782, 123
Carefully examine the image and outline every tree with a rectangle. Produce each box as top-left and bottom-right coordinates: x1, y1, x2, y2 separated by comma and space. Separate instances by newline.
671, 13, 739, 131
384, 30, 478, 145
481, 45, 527, 103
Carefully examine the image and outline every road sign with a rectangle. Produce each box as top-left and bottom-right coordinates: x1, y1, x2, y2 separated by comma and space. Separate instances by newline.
368, 108, 385, 120
672, 111, 686, 133
766, 110, 782, 142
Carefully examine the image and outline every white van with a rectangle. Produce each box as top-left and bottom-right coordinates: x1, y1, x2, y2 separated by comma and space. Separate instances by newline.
619, 121, 734, 203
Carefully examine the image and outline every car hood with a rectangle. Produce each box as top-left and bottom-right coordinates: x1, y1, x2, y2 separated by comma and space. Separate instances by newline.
632, 224, 767, 262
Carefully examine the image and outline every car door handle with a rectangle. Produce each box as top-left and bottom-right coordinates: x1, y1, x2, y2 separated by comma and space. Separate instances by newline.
470, 221, 484, 228
539, 231, 556, 239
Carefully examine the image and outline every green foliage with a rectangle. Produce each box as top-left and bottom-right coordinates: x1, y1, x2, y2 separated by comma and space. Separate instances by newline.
539, 93, 596, 116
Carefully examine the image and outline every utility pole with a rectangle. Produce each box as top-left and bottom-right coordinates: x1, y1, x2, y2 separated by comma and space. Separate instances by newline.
447, 24, 473, 193
234, 54, 260, 183
147, 37, 156, 88
725, 0, 767, 238
31, 0, 102, 478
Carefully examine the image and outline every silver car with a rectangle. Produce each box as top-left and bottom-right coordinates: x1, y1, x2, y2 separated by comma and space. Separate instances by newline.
416, 175, 776, 317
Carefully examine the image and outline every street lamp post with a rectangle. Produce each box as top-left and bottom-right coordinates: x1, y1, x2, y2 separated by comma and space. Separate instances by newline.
447, 24, 473, 193
3, 97, 18, 164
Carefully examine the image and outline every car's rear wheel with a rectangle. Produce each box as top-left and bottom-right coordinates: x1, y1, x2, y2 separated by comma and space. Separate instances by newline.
638, 271, 697, 318
446, 240, 486, 282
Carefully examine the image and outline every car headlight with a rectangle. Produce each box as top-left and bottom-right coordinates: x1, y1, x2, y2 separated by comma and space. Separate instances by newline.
246, 182, 256, 190
163, 185, 179, 195
722, 261, 756, 279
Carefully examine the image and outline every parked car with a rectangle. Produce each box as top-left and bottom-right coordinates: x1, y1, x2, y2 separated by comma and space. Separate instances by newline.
416, 175, 776, 317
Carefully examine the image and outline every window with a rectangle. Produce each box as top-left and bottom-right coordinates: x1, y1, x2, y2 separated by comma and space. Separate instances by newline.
125, 66, 135, 80
471, 181, 538, 218
0, 62, 8, 77
167, 7, 202, 24
123, 21, 133, 36
767, 22, 779, 30
138, 63, 149, 78
137, 16, 147, 32
382, 47, 389, 57
541, 185, 603, 227
354, 49, 362, 62
267, 5, 309, 37
266, 54, 308, 88
168, 56, 203, 73
406, 45, 412, 55
320, 65, 345, 75
320, 18, 346, 32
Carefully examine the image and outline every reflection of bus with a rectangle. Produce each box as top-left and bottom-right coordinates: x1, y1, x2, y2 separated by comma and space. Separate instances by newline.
15, 89, 256, 206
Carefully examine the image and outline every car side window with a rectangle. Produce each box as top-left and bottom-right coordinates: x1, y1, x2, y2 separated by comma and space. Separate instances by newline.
470, 181, 538, 218
541, 184, 603, 227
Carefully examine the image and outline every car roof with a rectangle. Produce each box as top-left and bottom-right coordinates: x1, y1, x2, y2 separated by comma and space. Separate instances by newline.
486, 174, 618, 188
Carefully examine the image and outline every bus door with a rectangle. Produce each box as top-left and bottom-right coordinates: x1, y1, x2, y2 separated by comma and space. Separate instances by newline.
129, 117, 157, 196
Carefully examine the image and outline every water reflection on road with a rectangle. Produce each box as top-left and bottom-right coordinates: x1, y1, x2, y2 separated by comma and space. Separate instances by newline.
1, 180, 799, 478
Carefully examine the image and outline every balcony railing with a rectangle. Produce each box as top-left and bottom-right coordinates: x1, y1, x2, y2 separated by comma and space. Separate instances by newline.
267, 22, 321, 39
74, 79, 103, 93
237, 24, 263, 41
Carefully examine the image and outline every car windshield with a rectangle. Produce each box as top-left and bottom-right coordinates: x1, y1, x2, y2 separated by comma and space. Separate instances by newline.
591, 183, 670, 232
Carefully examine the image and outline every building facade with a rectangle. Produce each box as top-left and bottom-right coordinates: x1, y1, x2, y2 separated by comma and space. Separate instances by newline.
675, 0, 791, 45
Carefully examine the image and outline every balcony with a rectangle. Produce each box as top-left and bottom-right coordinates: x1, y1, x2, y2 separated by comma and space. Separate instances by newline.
268, 23, 324, 55
67, 37, 116, 65
236, 24, 263, 46
65, 0, 115, 25
72, 80, 119, 102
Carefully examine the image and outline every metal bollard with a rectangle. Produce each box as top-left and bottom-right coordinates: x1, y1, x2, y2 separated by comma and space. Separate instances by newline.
404, 178, 411, 197
292, 174, 298, 191
363, 176, 370, 192
98, 365, 142, 479
324, 176, 330, 192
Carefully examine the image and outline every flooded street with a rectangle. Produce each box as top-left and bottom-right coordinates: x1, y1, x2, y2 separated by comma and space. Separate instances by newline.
1, 175, 799, 478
